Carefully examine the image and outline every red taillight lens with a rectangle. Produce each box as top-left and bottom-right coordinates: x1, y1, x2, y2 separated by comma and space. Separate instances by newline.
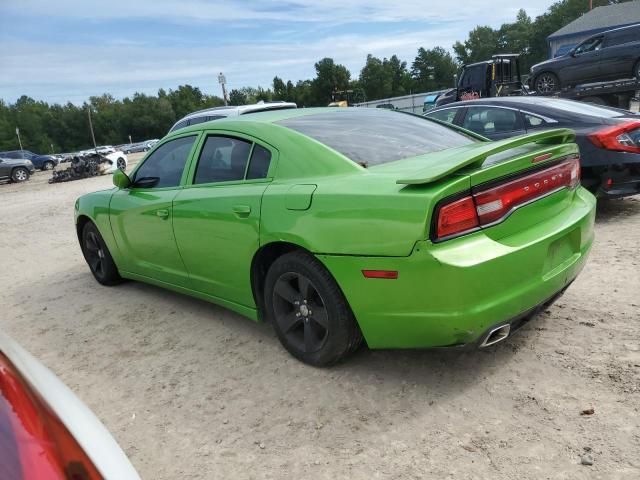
0, 353, 103, 480
435, 156, 580, 241
436, 196, 479, 239
588, 121, 640, 154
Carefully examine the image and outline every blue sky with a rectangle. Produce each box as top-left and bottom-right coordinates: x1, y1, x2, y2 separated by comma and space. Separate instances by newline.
0, 0, 556, 104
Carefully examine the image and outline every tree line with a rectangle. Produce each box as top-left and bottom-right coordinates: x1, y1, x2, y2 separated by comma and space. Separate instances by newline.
0, 0, 626, 153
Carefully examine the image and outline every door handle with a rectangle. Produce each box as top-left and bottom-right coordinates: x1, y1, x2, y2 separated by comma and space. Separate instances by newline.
156, 209, 169, 219
232, 205, 251, 217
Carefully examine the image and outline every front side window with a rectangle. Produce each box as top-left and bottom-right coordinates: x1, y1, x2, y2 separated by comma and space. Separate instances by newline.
574, 37, 603, 55
426, 108, 459, 124
462, 107, 520, 135
194, 136, 252, 184
132, 135, 196, 188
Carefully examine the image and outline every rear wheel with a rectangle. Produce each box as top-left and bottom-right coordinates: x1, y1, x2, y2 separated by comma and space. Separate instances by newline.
116, 157, 126, 170
11, 167, 29, 183
81, 222, 123, 286
265, 251, 362, 366
534, 72, 559, 94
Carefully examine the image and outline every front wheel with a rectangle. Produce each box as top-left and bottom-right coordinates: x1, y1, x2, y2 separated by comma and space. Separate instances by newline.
116, 157, 126, 170
81, 222, 123, 286
264, 251, 362, 366
42, 161, 54, 170
534, 72, 559, 94
11, 167, 29, 182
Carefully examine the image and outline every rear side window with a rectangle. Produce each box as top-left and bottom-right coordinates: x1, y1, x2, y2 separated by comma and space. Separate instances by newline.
278, 109, 475, 166
247, 145, 272, 179
133, 136, 196, 188
171, 120, 189, 132
462, 107, 521, 135
194, 136, 252, 184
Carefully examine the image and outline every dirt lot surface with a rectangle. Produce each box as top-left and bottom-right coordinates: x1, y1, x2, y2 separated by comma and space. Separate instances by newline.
1, 158, 639, 479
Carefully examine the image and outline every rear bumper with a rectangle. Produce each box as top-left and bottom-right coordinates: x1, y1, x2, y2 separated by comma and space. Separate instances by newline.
580, 145, 640, 198
318, 187, 596, 349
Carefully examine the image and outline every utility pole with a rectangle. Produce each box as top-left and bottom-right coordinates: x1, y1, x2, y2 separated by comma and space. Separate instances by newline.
218, 72, 228, 106
15, 127, 24, 155
87, 106, 97, 150
129, 134, 132, 144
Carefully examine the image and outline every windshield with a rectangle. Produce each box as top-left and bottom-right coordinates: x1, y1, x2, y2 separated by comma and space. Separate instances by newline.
278, 109, 476, 166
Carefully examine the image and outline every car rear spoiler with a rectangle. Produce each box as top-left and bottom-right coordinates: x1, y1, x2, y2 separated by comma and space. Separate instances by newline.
396, 128, 576, 185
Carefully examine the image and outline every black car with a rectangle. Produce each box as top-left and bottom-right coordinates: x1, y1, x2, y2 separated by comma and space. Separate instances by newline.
530, 24, 640, 94
424, 97, 640, 198
0, 156, 36, 183
0, 149, 60, 170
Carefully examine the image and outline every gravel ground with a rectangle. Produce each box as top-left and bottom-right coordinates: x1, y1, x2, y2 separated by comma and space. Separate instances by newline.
1, 160, 639, 479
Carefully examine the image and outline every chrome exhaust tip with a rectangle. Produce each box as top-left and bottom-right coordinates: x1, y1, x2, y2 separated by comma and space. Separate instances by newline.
480, 324, 511, 348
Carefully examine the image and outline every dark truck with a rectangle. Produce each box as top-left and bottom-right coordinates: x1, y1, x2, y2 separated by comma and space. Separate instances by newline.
434, 54, 525, 108
529, 23, 640, 109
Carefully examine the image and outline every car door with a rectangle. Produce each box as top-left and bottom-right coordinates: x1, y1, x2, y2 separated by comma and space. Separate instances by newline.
460, 106, 526, 140
564, 36, 604, 84
172, 133, 275, 308
599, 30, 639, 80
110, 134, 199, 287
0, 159, 9, 179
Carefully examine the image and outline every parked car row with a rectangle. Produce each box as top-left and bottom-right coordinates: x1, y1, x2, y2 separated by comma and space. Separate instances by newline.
117, 139, 159, 154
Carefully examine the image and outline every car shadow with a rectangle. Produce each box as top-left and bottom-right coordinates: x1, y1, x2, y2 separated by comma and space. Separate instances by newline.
595, 195, 640, 224
18, 264, 543, 398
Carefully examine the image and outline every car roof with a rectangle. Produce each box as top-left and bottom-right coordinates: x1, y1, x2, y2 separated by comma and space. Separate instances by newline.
181, 102, 297, 120
430, 96, 637, 120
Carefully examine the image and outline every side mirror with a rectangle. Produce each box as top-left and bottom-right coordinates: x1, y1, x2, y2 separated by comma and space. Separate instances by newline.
113, 169, 131, 189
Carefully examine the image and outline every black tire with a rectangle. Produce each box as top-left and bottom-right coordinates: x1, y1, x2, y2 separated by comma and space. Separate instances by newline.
81, 222, 123, 286
11, 167, 30, 183
264, 251, 362, 366
634, 59, 640, 80
116, 157, 126, 170
42, 161, 54, 170
534, 72, 560, 94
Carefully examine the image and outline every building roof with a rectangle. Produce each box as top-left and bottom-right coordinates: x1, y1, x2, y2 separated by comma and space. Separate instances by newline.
548, 1, 640, 39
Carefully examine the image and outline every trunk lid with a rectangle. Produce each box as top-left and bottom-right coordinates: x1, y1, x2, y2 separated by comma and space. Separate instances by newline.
396, 129, 577, 186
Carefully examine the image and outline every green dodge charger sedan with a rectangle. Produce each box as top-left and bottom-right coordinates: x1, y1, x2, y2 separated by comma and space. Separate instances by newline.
75, 108, 596, 366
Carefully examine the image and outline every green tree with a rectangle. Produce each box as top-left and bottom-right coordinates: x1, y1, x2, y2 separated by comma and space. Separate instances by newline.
311, 58, 351, 106
453, 26, 501, 64
411, 47, 458, 91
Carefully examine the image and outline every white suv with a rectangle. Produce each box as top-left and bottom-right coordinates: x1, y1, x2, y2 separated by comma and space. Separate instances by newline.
168, 101, 297, 133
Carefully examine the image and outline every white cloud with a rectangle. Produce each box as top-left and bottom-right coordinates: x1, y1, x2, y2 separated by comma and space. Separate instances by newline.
0, 0, 557, 103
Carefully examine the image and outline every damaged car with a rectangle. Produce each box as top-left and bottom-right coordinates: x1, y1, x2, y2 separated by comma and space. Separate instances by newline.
50, 151, 127, 183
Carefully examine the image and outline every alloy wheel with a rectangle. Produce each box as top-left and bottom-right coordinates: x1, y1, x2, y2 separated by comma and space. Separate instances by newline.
84, 231, 105, 278
272, 272, 329, 354
43, 161, 54, 170
14, 169, 28, 181
117, 158, 126, 170
536, 74, 557, 94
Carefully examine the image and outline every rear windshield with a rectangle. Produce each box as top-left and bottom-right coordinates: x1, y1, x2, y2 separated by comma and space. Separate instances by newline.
278, 109, 476, 166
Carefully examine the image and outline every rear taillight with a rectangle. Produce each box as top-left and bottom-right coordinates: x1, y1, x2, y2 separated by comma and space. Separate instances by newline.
435, 156, 580, 241
588, 121, 640, 154
0, 353, 103, 480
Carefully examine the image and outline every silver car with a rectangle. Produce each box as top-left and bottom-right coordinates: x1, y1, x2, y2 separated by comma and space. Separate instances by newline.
168, 101, 297, 133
